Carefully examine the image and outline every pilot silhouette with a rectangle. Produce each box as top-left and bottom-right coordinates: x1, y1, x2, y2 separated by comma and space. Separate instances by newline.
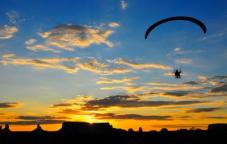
174, 69, 182, 79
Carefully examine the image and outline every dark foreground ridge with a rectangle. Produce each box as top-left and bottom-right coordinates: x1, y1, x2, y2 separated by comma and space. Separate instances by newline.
0, 122, 227, 144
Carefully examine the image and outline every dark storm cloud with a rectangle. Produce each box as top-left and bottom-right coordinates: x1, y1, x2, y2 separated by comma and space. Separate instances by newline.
95, 113, 171, 120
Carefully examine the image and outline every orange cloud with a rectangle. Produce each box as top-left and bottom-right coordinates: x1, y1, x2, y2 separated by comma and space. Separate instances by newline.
26, 24, 114, 52
110, 58, 171, 70
0, 25, 18, 39
96, 77, 138, 84
1, 54, 132, 75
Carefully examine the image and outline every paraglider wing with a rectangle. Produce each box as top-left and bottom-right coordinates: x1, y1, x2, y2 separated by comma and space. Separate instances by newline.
145, 16, 207, 39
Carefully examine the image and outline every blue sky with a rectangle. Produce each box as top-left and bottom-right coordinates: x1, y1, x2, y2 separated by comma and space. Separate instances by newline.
0, 0, 227, 131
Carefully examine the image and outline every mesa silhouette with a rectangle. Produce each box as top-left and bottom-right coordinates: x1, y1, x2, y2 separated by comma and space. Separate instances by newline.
0, 122, 227, 144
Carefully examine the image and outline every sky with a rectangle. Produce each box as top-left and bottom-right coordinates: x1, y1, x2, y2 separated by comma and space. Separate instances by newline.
0, 0, 227, 131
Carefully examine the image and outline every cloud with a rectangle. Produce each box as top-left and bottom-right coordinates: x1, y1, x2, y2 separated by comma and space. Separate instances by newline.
0, 102, 19, 108
210, 83, 227, 93
110, 58, 171, 70
175, 58, 192, 64
174, 47, 182, 53
172, 47, 198, 55
206, 116, 226, 119
95, 113, 171, 120
17, 115, 67, 120
184, 81, 198, 85
0, 115, 68, 125
120, 0, 128, 10
27, 24, 114, 52
164, 72, 175, 77
200, 31, 226, 41
148, 82, 203, 91
50, 103, 75, 108
211, 75, 227, 80
6, 11, 20, 24
188, 107, 221, 113
164, 91, 190, 97
100, 85, 145, 93
0, 120, 64, 125
77, 59, 132, 75
195, 75, 227, 91
1, 54, 80, 74
0, 25, 18, 39
25, 38, 60, 53
2, 53, 15, 59
197, 75, 208, 83
108, 22, 120, 28
1, 54, 131, 75
82, 95, 203, 110
96, 77, 138, 85
58, 109, 84, 114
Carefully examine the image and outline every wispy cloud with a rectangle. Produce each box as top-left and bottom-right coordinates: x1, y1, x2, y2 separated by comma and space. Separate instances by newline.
108, 22, 120, 28
109, 58, 171, 70
6, 11, 20, 24
25, 38, 60, 53
183, 81, 199, 85
0, 25, 18, 39
120, 0, 128, 10
174, 47, 182, 53
0, 54, 132, 75
1, 54, 80, 74
96, 77, 138, 85
200, 31, 226, 41
77, 59, 132, 75
206, 116, 227, 119
148, 82, 203, 91
95, 113, 171, 120
100, 85, 145, 93
187, 107, 222, 113
175, 58, 192, 64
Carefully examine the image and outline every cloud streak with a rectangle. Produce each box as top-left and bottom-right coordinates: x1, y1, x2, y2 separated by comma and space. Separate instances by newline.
109, 58, 171, 70
1, 54, 132, 75
175, 58, 192, 64
0, 25, 18, 39
188, 107, 221, 113
96, 77, 138, 85
82, 95, 204, 110
95, 113, 171, 120
0, 102, 19, 108
120, 0, 128, 10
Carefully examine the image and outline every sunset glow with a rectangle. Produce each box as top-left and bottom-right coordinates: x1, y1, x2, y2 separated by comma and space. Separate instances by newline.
0, 0, 227, 132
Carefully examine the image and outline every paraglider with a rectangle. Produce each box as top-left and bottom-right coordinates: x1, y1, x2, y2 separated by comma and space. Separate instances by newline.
145, 16, 207, 39
144, 16, 207, 79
